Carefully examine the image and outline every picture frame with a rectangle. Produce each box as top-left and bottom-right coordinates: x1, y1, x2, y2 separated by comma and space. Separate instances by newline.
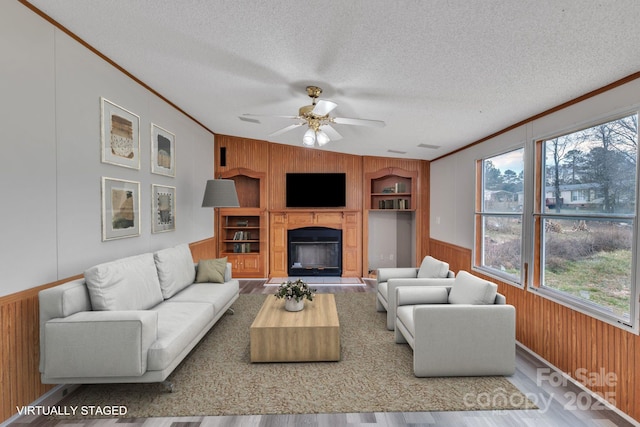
101, 177, 141, 241
151, 123, 176, 177
151, 184, 176, 233
101, 97, 140, 169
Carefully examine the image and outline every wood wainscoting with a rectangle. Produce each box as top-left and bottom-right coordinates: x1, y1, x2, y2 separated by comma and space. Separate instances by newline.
429, 238, 639, 423
189, 237, 218, 263
0, 277, 79, 422
0, 238, 217, 423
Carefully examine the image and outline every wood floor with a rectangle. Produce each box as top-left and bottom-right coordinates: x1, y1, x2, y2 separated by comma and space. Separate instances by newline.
7, 279, 637, 427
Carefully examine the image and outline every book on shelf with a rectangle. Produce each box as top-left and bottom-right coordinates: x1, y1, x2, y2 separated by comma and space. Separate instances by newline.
233, 243, 252, 253
378, 198, 410, 209
232, 231, 253, 240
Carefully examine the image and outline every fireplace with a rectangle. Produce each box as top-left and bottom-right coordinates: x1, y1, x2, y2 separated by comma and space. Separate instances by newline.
288, 227, 342, 276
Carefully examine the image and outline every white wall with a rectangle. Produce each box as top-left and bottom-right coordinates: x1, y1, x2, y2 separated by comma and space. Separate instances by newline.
0, 2, 215, 297
430, 79, 640, 250
368, 211, 415, 270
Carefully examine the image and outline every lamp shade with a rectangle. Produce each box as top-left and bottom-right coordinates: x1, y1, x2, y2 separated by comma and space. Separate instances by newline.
201, 179, 240, 207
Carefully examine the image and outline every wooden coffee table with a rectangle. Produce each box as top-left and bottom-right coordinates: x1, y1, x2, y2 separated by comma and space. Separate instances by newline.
250, 294, 340, 362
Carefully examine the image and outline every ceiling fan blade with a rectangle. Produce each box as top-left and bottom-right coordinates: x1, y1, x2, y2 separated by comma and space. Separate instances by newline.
243, 113, 299, 119
268, 123, 303, 137
312, 100, 338, 116
320, 125, 343, 141
333, 117, 386, 127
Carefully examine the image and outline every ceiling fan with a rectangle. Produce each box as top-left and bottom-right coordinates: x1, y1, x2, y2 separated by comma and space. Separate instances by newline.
243, 86, 385, 147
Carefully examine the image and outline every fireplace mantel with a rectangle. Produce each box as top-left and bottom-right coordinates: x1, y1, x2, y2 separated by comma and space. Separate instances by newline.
269, 210, 361, 277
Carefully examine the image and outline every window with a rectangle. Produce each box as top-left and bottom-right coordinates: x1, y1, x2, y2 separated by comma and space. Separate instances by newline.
534, 113, 637, 325
474, 148, 525, 284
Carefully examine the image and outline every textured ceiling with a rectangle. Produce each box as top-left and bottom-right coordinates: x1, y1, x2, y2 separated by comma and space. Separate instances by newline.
26, 0, 640, 160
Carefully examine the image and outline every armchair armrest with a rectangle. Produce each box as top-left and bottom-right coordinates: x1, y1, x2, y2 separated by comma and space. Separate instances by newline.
413, 304, 516, 376
377, 267, 419, 284
43, 310, 158, 379
382, 277, 455, 330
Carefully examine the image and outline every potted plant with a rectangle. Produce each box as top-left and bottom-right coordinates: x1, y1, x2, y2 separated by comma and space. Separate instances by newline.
275, 278, 317, 311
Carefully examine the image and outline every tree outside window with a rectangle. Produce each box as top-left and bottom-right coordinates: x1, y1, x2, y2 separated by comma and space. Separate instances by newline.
475, 148, 525, 284
538, 114, 637, 321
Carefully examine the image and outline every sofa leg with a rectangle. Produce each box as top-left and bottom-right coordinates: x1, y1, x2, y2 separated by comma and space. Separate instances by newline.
226, 308, 235, 315
162, 380, 174, 393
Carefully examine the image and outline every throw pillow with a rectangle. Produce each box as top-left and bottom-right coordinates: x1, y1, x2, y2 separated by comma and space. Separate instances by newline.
195, 257, 228, 283
417, 256, 449, 278
448, 270, 498, 305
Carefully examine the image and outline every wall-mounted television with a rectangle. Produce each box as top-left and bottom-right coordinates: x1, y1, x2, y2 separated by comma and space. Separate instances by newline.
286, 173, 346, 208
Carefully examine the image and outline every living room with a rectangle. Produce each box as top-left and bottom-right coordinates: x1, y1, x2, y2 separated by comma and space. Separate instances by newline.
2, 1, 640, 426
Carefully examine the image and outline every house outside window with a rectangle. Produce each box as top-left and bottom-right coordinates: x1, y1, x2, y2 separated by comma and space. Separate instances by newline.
534, 113, 638, 326
474, 147, 525, 285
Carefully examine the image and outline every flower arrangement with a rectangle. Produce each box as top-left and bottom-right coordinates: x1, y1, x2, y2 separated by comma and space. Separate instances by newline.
274, 278, 316, 302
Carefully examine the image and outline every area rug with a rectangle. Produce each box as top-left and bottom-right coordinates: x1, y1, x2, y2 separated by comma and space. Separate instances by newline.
53, 293, 536, 418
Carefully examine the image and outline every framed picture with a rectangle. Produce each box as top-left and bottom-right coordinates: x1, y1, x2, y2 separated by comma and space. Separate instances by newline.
101, 177, 141, 241
152, 184, 176, 233
151, 124, 176, 177
101, 97, 140, 169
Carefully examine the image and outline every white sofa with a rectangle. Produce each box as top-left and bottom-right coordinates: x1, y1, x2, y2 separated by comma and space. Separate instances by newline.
376, 256, 455, 330
38, 244, 239, 389
394, 271, 516, 377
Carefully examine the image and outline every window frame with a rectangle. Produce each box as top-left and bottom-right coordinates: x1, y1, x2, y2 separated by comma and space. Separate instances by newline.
473, 146, 526, 288
528, 110, 640, 333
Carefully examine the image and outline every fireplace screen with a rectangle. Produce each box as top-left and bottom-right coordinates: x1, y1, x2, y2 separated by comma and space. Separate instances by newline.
288, 227, 342, 276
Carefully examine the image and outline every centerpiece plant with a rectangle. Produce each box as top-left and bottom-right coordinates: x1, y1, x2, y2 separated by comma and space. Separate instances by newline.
275, 278, 316, 303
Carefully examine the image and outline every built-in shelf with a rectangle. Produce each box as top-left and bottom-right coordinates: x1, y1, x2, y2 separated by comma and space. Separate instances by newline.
366, 168, 417, 211
217, 168, 268, 278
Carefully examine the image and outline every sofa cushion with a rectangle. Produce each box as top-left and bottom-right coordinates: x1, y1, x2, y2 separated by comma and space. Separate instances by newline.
154, 244, 196, 299
147, 301, 214, 371
195, 257, 228, 283
417, 256, 449, 278
84, 253, 163, 311
448, 271, 498, 305
170, 280, 239, 314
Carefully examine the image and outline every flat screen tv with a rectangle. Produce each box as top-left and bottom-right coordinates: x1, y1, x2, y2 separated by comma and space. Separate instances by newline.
286, 173, 346, 208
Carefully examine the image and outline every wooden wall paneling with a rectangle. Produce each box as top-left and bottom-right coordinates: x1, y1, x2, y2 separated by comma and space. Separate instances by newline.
268, 143, 363, 211
269, 212, 288, 276
189, 238, 218, 263
0, 279, 77, 423
215, 135, 270, 177
631, 329, 637, 419
428, 239, 470, 274
429, 238, 639, 422
418, 160, 430, 257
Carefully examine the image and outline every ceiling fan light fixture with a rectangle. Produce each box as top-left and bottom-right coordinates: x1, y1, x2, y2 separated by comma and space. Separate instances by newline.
302, 128, 316, 146
316, 130, 330, 146
251, 85, 383, 147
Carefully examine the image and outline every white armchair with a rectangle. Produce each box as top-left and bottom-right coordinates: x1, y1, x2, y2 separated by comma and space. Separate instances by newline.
394, 271, 516, 377
376, 256, 455, 330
